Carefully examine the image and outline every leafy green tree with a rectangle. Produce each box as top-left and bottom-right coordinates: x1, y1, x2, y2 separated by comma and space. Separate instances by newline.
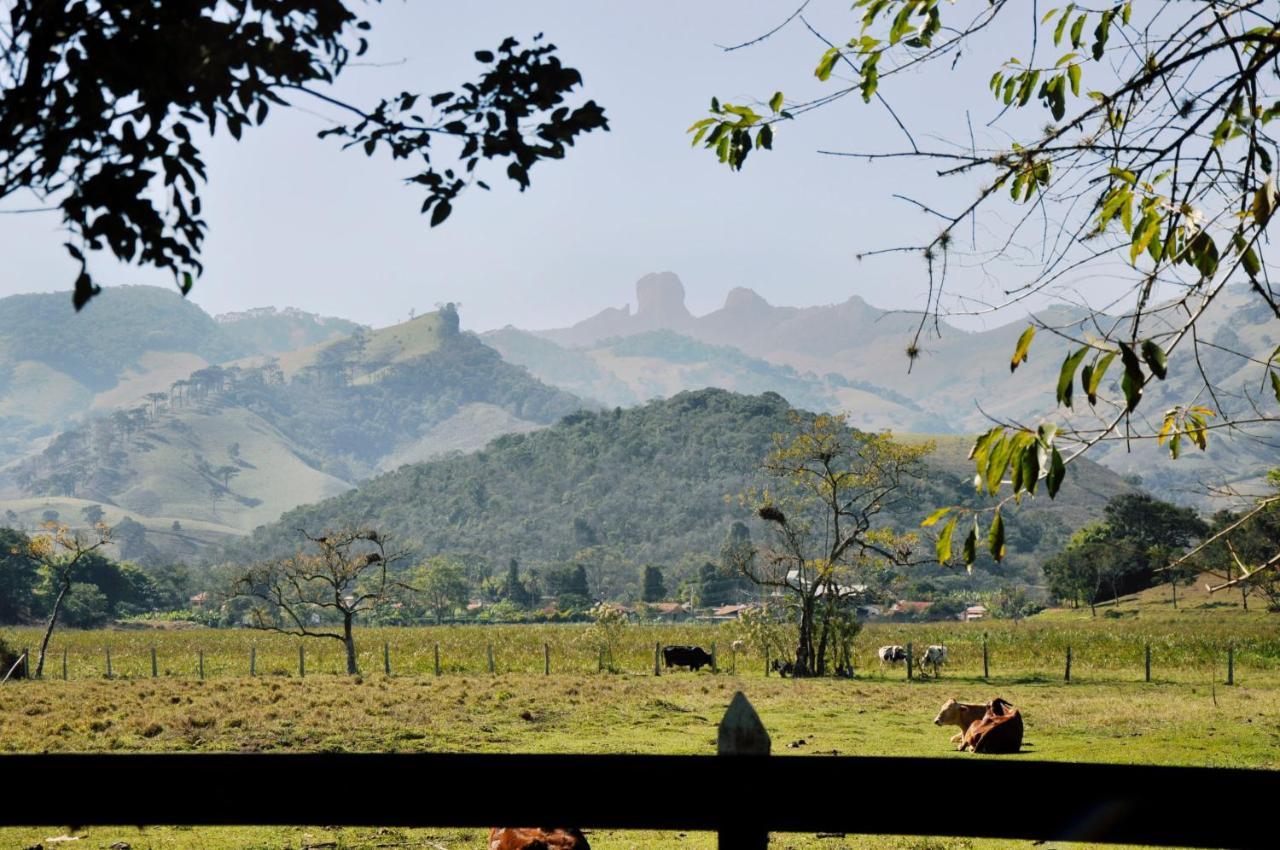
0, 528, 39, 624
413, 555, 469, 625
730, 412, 928, 676
2, 2, 608, 310
693, 1, 1280, 572
60, 582, 109, 628
501, 558, 531, 608
641, 565, 666, 603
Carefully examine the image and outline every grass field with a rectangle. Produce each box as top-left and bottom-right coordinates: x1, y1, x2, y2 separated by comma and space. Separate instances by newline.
2, 617, 1278, 849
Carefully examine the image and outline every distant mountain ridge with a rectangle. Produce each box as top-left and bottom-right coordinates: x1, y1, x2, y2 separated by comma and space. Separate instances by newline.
0, 286, 362, 466
523, 273, 1278, 505
1, 305, 583, 561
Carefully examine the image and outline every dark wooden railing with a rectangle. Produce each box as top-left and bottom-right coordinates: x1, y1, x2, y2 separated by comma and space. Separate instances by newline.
1, 693, 1274, 849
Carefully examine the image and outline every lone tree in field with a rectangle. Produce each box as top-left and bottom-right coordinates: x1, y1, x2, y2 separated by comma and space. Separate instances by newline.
693, 1, 1280, 585
235, 528, 407, 674
25, 522, 111, 678
0, 1, 608, 310
728, 412, 928, 676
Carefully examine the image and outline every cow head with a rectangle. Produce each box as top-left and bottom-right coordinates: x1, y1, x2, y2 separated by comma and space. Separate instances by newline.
933, 698, 962, 726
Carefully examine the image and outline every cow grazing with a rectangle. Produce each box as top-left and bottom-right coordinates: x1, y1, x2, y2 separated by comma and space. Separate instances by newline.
933, 698, 988, 748
919, 644, 947, 677
489, 828, 589, 850
662, 645, 714, 671
877, 645, 907, 669
770, 659, 795, 678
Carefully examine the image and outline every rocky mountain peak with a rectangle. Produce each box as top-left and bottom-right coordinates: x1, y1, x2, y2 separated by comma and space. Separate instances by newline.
634, 272, 691, 323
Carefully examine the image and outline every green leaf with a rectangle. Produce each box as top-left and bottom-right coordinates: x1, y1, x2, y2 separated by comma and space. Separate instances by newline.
1067, 63, 1081, 96
1047, 446, 1066, 498
1141, 340, 1168, 380
1057, 348, 1089, 408
985, 434, 1015, 496
1271, 369, 1280, 405
963, 521, 978, 568
1085, 351, 1116, 405
1118, 342, 1144, 411
988, 509, 1006, 563
1020, 442, 1041, 495
1010, 325, 1036, 372
936, 515, 959, 565
815, 48, 840, 81
921, 506, 952, 528
1242, 246, 1261, 280
769, 91, 784, 113
429, 200, 452, 227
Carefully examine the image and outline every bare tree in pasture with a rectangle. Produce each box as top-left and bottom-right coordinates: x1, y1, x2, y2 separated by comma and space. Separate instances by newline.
234, 528, 408, 674
25, 522, 111, 678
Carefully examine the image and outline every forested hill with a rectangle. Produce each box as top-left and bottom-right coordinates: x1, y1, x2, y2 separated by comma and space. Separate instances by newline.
228, 389, 1135, 590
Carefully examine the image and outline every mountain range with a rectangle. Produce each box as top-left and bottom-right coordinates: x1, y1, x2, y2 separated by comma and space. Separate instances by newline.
0, 270, 1270, 569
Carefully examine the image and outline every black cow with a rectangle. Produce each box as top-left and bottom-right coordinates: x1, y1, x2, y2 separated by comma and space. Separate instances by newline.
662, 645, 714, 671
770, 659, 795, 678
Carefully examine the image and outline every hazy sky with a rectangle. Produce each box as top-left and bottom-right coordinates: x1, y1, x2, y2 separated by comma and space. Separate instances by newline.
0, 2, 1045, 332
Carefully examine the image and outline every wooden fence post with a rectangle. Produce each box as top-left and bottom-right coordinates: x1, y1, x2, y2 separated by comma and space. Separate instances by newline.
151, 647, 158, 678
906, 642, 914, 681
298, 645, 305, 678
105, 647, 112, 679
434, 643, 441, 676
717, 692, 770, 850
764, 646, 770, 678
654, 642, 661, 676
1227, 646, 1235, 686
198, 651, 204, 680
982, 633, 989, 679
22, 647, 29, 680
384, 642, 391, 676
61, 648, 67, 681
598, 646, 605, 673
487, 643, 495, 674
250, 645, 256, 677
730, 646, 737, 676
1065, 646, 1072, 683
711, 642, 718, 674
1145, 644, 1151, 683
544, 643, 550, 676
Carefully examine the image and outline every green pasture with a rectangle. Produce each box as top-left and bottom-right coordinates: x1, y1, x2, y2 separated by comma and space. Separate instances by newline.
2, 618, 1278, 849
3, 616, 1278, 683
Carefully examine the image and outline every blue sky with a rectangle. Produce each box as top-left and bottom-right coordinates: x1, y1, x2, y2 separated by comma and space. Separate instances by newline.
0, 2, 1045, 332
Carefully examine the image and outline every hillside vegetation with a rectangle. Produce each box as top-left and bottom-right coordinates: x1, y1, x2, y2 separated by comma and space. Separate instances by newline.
0, 287, 360, 466
230, 389, 1134, 593
3, 307, 582, 556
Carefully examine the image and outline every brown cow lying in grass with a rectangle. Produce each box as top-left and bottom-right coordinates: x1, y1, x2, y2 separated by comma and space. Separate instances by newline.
489, 827, 589, 850
933, 698, 988, 748
933, 697, 1023, 754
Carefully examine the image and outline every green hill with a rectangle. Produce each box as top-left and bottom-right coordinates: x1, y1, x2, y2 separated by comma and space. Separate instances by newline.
227, 389, 1135, 592
3, 307, 583, 557
0, 286, 361, 466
